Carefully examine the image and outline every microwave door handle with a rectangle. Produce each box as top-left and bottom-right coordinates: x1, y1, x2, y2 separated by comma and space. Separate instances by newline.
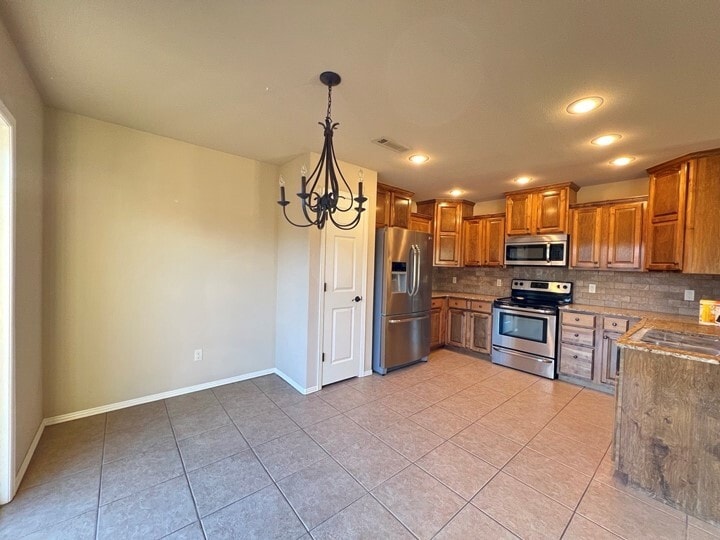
546, 243, 551, 263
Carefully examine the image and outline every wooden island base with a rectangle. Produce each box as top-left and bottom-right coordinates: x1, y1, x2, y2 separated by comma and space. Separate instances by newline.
614, 347, 720, 523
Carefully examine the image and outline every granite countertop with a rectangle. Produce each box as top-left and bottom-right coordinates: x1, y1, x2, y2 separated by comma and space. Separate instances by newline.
432, 290, 498, 302
559, 303, 693, 322
617, 317, 720, 364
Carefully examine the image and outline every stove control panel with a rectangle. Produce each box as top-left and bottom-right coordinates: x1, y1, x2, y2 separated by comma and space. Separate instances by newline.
511, 279, 572, 294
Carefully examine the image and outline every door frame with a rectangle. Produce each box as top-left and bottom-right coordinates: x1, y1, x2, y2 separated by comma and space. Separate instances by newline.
315, 212, 370, 390
0, 99, 16, 504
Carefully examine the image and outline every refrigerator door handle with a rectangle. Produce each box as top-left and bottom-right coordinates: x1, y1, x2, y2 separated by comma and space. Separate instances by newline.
408, 245, 417, 296
414, 245, 421, 297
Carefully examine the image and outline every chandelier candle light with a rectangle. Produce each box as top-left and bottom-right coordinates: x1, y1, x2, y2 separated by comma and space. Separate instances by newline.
278, 71, 367, 230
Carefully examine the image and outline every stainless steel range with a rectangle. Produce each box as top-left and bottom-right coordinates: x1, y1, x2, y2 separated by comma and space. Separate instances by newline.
491, 279, 573, 379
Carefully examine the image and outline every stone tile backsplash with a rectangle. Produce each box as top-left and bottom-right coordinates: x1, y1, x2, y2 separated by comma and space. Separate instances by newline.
433, 267, 720, 317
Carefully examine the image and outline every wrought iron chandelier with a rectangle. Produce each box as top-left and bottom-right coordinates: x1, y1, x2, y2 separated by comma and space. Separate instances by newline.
278, 71, 367, 230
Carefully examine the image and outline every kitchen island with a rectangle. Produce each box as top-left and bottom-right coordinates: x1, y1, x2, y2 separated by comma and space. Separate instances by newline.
615, 318, 720, 523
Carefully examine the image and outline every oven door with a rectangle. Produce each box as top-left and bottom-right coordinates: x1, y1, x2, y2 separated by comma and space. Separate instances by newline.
492, 306, 557, 358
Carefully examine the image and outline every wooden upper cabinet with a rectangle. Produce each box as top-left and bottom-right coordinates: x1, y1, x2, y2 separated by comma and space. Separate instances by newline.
375, 182, 413, 229
483, 214, 506, 266
646, 165, 686, 271
409, 212, 432, 233
506, 192, 533, 235
607, 201, 645, 269
644, 148, 720, 274
417, 199, 475, 267
463, 213, 505, 267
462, 218, 482, 266
505, 183, 578, 235
570, 198, 646, 272
570, 206, 602, 268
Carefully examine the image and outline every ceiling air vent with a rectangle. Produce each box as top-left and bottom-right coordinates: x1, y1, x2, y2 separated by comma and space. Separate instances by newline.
372, 137, 410, 153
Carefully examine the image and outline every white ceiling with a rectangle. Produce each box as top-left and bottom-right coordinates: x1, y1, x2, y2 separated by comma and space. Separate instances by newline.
2, 0, 720, 202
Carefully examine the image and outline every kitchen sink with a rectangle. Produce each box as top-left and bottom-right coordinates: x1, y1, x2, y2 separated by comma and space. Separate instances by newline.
634, 328, 720, 357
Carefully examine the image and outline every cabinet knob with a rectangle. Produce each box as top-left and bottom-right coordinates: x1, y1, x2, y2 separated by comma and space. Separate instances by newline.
612, 322, 618, 327
574, 317, 580, 322
574, 333, 579, 338
604, 335, 609, 340
572, 355, 578, 359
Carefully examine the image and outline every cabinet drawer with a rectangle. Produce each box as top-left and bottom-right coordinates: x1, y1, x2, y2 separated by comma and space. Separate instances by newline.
559, 344, 595, 381
448, 298, 468, 309
469, 300, 492, 313
603, 317, 629, 332
561, 312, 596, 328
561, 326, 595, 347
431, 298, 445, 309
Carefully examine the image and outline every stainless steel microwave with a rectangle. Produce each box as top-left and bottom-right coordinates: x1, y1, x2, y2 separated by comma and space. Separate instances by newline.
504, 234, 568, 266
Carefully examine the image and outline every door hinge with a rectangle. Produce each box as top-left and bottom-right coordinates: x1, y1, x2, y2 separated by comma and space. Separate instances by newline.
321, 353, 325, 363
323, 282, 327, 292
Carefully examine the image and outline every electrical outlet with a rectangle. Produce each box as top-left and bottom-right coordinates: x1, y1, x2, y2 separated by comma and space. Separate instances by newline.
684, 289, 695, 301
194, 349, 203, 362
496, 279, 502, 287
588, 284, 596, 294
452, 277, 457, 284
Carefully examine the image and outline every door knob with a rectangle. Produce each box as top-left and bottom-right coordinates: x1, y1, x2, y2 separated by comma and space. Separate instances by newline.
352, 296, 363, 302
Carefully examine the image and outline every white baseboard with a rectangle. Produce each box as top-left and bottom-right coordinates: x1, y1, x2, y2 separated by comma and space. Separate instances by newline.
274, 368, 317, 395
14, 419, 45, 494
44, 367, 276, 426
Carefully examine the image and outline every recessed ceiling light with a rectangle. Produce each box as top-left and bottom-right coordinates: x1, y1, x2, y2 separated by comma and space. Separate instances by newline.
609, 156, 635, 166
408, 154, 429, 164
591, 134, 622, 146
514, 176, 532, 185
566, 96, 604, 114
449, 189, 463, 197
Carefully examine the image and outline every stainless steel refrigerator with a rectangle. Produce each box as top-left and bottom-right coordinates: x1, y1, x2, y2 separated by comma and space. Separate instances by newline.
372, 227, 433, 374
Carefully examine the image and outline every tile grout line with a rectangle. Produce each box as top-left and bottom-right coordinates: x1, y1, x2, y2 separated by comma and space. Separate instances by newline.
163, 398, 207, 540
94, 413, 109, 540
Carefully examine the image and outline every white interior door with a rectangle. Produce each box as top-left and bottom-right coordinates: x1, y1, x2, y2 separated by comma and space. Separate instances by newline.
321, 218, 366, 386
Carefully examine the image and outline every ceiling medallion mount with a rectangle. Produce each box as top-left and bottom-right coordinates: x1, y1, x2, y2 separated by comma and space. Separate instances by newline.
277, 71, 367, 230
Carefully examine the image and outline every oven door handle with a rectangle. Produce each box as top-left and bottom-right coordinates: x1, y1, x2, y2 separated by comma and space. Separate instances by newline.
492, 346, 554, 364
494, 305, 557, 316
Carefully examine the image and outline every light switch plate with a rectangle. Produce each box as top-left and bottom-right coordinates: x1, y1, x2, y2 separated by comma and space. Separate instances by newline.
452, 277, 457, 284
496, 279, 502, 287
588, 284, 596, 294
684, 289, 695, 301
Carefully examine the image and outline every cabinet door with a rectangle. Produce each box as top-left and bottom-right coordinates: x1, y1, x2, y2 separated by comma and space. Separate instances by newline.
558, 343, 595, 382
646, 165, 687, 270
535, 187, 568, 234
409, 213, 432, 233
467, 312, 492, 354
462, 218, 482, 266
570, 207, 602, 268
482, 216, 505, 266
390, 193, 411, 228
505, 192, 533, 235
600, 331, 622, 385
446, 309, 466, 347
376, 186, 391, 228
435, 203, 463, 266
607, 201, 644, 270
430, 307, 443, 349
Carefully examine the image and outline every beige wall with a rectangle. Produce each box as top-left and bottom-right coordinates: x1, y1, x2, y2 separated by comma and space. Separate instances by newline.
0, 18, 44, 481
43, 110, 278, 417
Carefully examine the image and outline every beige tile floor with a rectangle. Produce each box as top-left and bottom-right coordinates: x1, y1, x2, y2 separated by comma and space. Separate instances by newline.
1, 349, 718, 539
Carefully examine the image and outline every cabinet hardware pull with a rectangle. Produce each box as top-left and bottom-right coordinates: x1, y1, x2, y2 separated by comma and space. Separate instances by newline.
572, 355, 578, 359
604, 336, 609, 340
574, 333, 579, 337
612, 322, 618, 326
574, 317, 580, 322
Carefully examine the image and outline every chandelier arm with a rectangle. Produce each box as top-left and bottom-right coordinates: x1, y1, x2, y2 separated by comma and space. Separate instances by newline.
329, 143, 356, 212
301, 192, 320, 223
281, 205, 317, 228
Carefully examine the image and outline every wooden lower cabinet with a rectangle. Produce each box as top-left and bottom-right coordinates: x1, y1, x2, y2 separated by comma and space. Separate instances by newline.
430, 297, 446, 349
447, 309, 466, 347
467, 311, 492, 354
559, 310, 638, 392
